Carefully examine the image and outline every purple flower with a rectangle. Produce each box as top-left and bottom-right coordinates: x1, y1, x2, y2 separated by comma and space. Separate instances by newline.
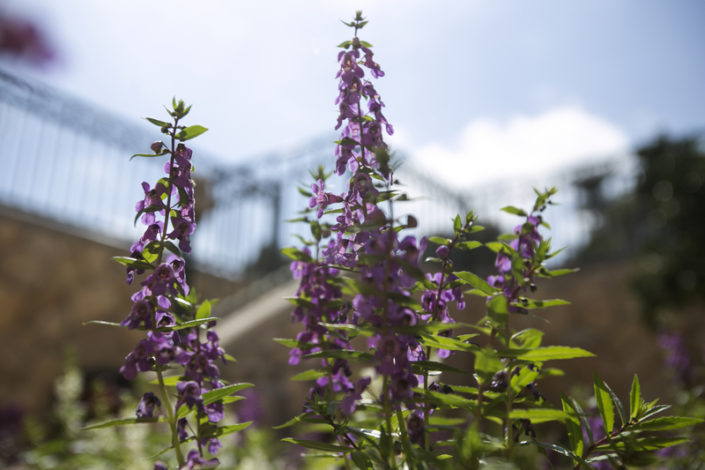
136, 392, 161, 418
185, 449, 219, 469
177, 417, 189, 441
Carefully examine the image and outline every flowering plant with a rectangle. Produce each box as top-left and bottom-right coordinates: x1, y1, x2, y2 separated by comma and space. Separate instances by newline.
79, 12, 702, 470
86, 100, 251, 469
279, 12, 701, 470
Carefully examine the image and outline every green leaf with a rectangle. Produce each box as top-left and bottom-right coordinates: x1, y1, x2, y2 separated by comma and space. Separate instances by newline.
411, 360, 464, 374
538, 268, 579, 278
202, 383, 254, 406
630, 374, 641, 421
82, 416, 161, 430
273, 412, 316, 430
281, 247, 312, 261
500, 206, 527, 217
457, 240, 483, 250
487, 295, 510, 320
149, 375, 182, 386
512, 329, 544, 349
351, 450, 373, 469
112, 256, 154, 270
601, 379, 626, 427
428, 391, 477, 410
170, 317, 219, 331
520, 298, 571, 310
291, 370, 328, 381
196, 299, 216, 320
509, 408, 569, 423
282, 438, 351, 453
474, 349, 504, 382
453, 214, 462, 233
454, 271, 497, 296
532, 441, 583, 463
594, 375, 615, 434
502, 346, 594, 362
418, 334, 476, 352
632, 416, 703, 432
177, 125, 208, 141
145, 117, 170, 127
211, 421, 253, 437
428, 236, 451, 245
561, 396, 584, 456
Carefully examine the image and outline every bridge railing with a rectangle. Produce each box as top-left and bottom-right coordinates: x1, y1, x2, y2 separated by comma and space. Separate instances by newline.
0, 68, 636, 279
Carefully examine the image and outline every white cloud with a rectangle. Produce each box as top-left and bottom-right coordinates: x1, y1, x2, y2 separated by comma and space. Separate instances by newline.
407, 106, 629, 189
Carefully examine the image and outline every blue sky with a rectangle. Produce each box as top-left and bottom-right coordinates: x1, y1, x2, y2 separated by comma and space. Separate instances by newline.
3, 0, 705, 186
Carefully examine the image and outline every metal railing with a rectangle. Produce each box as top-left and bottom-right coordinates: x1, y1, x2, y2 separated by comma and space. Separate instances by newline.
0, 68, 637, 279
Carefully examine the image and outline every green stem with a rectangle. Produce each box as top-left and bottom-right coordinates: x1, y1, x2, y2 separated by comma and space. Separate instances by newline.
504, 321, 514, 456
395, 408, 415, 469
156, 368, 184, 466
382, 375, 397, 469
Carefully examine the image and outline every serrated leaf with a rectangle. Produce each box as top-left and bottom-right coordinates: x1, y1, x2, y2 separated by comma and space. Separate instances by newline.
177, 125, 208, 141
594, 375, 615, 434
282, 438, 351, 453
202, 383, 254, 406
632, 416, 703, 432
82, 416, 161, 430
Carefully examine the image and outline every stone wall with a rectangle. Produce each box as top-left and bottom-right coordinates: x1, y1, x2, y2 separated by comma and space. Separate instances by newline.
0, 211, 239, 413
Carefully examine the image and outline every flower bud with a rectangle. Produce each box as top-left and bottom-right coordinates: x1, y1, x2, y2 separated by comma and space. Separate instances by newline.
150, 141, 164, 153
435, 245, 450, 259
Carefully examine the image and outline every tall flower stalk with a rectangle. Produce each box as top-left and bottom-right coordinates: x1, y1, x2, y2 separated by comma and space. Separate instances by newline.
281, 12, 700, 470
87, 100, 252, 470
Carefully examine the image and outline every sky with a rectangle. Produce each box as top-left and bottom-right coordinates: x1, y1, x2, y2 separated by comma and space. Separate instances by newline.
2, 0, 705, 188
